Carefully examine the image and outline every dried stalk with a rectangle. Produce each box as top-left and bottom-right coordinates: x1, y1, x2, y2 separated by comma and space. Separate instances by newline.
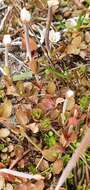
45, 6, 52, 55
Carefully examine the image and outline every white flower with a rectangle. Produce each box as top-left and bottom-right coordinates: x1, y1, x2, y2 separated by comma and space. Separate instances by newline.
3, 34, 11, 46
66, 90, 74, 98
39, 28, 46, 44
66, 17, 78, 27
49, 30, 61, 43
47, 0, 59, 7
20, 7, 31, 22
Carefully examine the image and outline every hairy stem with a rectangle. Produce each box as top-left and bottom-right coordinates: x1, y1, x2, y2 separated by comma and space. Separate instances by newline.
45, 6, 52, 54
55, 129, 90, 190
23, 24, 32, 61
5, 46, 8, 67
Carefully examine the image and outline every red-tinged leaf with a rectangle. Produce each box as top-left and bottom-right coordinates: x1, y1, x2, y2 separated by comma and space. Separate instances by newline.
0, 163, 5, 169
68, 117, 79, 126
39, 97, 54, 112
22, 32, 38, 52
0, 173, 15, 182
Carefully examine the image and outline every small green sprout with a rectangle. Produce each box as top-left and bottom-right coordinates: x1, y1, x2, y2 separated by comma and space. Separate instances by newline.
32, 108, 43, 120
40, 117, 51, 131
44, 131, 57, 147
0, 144, 5, 151
79, 96, 90, 110
28, 163, 37, 174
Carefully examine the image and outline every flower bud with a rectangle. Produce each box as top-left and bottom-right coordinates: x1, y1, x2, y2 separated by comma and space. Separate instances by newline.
66, 90, 74, 98
47, 0, 59, 7
3, 34, 11, 46
20, 7, 31, 23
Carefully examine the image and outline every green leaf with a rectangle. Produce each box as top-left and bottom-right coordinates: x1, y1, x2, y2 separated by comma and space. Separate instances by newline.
79, 96, 90, 110
12, 71, 34, 82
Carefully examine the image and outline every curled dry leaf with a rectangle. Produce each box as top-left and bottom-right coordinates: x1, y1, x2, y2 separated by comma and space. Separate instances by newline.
26, 123, 39, 133
53, 159, 63, 174
0, 99, 12, 118
47, 81, 56, 95
55, 98, 64, 107
15, 183, 27, 190
16, 105, 29, 126
39, 97, 54, 112
42, 144, 64, 162
67, 35, 82, 55
15, 145, 24, 157
27, 59, 38, 74
6, 85, 18, 96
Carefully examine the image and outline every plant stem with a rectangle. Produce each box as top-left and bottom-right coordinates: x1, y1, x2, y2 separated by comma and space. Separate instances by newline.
5, 46, 8, 67
55, 129, 90, 190
23, 24, 32, 61
24, 132, 42, 153
45, 6, 52, 55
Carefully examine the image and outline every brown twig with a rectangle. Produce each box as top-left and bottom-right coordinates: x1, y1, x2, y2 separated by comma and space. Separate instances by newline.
45, 6, 52, 55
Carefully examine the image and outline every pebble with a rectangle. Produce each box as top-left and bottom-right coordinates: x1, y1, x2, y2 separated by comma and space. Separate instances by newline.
0, 128, 10, 138
8, 144, 14, 152
5, 183, 13, 190
2, 147, 8, 153
1, 153, 8, 160
85, 31, 90, 43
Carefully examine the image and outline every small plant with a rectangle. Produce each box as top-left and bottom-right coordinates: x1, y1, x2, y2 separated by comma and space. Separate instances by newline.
28, 163, 37, 174
0, 144, 5, 151
32, 108, 43, 120
44, 131, 57, 147
40, 117, 51, 131
79, 95, 90, 110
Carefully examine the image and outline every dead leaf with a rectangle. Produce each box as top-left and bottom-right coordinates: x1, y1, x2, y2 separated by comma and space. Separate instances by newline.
0, 99, 12, 118
26, 123, 39, 133
16, 105, 29, 126
15, 184, 27, 190
68, 117, 79, 126
55, 98, 64, 107
53, 159, 63, 174
67, 35, 82, 55
22, 32, 38, 52
47, 81, 56, 95
42, 144, 64, 162
27, 59, 38, 74
39, 97, 54, 112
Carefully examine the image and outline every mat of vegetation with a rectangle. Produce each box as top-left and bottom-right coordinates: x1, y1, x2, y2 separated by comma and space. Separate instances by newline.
0, 0, 90, 190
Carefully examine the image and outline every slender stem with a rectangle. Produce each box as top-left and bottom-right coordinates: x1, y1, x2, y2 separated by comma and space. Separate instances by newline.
45, 6, 52, 54
5, 46, 8, 67
55, 129, 90, 190
23, 24, 32, 61
24, 132, 42, 153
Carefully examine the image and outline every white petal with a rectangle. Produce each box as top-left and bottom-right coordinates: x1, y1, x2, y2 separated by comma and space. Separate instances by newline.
20, 7, 31, 22
3, 34, 11, 45
49, 30, 61, 43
